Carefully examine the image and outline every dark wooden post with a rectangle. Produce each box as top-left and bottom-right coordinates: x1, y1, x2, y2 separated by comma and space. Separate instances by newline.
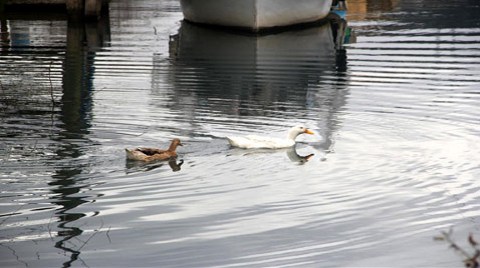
0, 0, 5, 13
66, 0, 84, 21
84, 0, 101, 19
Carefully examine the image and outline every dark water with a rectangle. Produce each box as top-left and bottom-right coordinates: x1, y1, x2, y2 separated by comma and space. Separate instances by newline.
1, 0, 479, 266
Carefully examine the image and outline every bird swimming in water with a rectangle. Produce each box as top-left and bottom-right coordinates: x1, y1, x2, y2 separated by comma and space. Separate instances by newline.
125, 138, 183, 162
226, 126, 314, 149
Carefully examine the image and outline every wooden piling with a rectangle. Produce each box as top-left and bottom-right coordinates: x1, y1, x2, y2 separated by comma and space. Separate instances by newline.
84, 0, 101, 19
3, 0, 106, 20
66, 0, 83, 20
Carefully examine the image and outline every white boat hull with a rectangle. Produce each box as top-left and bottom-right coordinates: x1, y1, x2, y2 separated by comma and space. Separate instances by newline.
180, 0, 333, 30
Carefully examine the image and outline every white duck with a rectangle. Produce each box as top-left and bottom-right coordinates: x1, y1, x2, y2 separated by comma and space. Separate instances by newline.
226, 126, 314, 149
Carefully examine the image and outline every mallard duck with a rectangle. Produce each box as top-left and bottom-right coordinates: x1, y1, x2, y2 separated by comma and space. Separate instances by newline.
226, 126, 314, 149
125, 138, 183, 162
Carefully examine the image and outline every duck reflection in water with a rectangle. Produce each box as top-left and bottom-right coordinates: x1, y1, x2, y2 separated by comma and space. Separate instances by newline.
126, 158, 184, 172
228, 146, 316, 165
286, 148, 315, 164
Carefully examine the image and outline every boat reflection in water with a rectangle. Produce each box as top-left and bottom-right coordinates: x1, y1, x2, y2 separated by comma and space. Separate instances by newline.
158, 19, 352, 156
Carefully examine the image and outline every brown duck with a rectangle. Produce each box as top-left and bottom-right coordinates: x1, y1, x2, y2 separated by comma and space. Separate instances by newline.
125, 138, 183, 162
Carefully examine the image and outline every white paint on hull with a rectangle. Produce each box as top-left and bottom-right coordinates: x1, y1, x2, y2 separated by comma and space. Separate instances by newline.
180, 0, 333, 30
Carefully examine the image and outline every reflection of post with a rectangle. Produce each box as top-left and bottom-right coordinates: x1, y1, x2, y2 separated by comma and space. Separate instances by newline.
328, 14, 353, 73
62, 3, 110, 135
62, 10, 110, 129
62, 20, 90, 134
85, 10, 111, 50
49, 169, 88, 267
55, 22, 90, 264
50, 15, 110, 266
0, 18, 9, 47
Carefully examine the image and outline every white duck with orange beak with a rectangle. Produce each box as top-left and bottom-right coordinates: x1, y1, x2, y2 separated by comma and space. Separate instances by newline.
226, 126, 314, 149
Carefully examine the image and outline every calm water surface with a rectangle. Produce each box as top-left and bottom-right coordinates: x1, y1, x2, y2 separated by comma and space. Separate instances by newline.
1, 0, 480, 267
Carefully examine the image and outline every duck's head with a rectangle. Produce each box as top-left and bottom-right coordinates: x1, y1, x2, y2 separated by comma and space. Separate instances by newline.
168, 138, 183, 151
172, 138, 183, 146
288, 126, 314, 140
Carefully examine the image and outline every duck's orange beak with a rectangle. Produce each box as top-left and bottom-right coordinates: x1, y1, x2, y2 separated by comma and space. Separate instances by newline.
304, 129, 314, 135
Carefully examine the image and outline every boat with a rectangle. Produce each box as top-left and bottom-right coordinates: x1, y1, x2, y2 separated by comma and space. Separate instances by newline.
179, 0, 333, 31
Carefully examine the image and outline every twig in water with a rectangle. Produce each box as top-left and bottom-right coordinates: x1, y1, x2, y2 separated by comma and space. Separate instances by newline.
77, 221, 104, 251
106, 226, 112, 243
0, 243, 29, 267
0, 204, 27, 227
47, 211, 55, 241
435, 228, 480, 268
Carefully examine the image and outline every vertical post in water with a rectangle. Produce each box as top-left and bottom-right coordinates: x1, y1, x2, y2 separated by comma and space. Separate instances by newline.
0, 0, 5, 14
84, 0, 101, 20
66, 0, 84, 21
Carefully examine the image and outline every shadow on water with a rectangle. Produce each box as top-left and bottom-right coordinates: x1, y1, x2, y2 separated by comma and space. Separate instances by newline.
156, 17, 354, 152
0, 7, 110, 267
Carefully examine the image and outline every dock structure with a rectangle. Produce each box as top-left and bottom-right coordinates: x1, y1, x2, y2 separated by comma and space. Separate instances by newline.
2, 0, 107, 20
